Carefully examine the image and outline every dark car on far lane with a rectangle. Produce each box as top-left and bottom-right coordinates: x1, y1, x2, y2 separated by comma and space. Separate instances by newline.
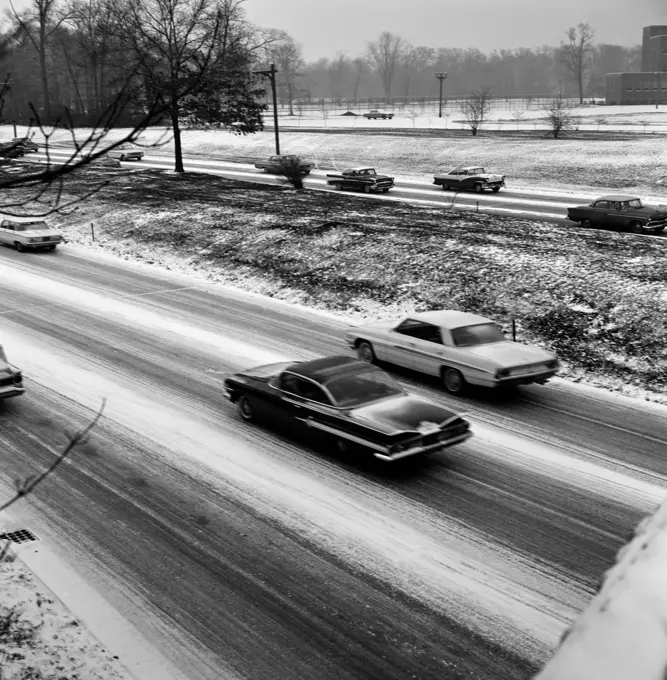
567, 194, 667, 234
224, 355, 472, 462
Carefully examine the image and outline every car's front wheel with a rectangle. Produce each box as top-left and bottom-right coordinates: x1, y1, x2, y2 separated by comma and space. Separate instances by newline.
474, 184, 484, 193
357, 341, 376, 364
442, 367, 466, 395
492, 186, 501, 193
14, 241, 24, 253
363, 184, 371, 193
237, 395, 255, 422
629, 221, 644, 234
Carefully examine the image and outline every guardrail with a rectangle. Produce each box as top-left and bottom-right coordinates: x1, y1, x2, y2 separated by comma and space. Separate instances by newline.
534, 496, 667, 680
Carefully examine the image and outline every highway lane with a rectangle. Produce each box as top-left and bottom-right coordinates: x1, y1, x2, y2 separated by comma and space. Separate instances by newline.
1, 245, 666, 679
32, 149, 582, 222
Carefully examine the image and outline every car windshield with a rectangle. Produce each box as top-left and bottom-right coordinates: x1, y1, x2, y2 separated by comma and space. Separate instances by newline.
627, 199, 642, 208
324, 369, 403, 408
10, 221, 48, 231
451, 323, 505, 347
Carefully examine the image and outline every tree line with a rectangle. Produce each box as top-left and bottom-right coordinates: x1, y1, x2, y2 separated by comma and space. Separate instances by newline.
270, 24, 640, 111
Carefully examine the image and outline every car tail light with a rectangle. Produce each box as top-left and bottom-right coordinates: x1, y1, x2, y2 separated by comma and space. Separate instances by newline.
13, 372, 22, 385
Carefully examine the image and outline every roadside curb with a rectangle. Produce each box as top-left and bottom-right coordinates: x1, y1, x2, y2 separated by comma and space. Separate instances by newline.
2, 531, 185, 680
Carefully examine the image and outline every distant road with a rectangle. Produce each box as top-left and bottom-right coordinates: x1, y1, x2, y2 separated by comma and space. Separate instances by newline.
32, 149, 667, 237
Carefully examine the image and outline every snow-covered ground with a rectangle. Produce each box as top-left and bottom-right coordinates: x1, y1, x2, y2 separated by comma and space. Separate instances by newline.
0, 550, 133, 679
535, 496, 667, 680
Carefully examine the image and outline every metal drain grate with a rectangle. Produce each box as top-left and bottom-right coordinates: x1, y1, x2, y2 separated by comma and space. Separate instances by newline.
0, 529, 38, 544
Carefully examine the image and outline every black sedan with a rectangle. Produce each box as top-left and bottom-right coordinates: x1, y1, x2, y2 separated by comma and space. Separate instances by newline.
223, 355, 472, 462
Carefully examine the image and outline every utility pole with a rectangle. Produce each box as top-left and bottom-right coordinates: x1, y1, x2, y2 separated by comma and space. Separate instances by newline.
435, 72, 448, 118
254, 63, 280, 155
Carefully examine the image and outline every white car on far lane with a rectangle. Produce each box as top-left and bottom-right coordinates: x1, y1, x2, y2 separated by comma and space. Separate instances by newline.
344, 310, 559, 395
0, 215, 63, 252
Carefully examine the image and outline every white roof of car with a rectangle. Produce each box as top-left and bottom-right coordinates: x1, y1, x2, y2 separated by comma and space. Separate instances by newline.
411, 310, 493, 328
0, 214, 47, 223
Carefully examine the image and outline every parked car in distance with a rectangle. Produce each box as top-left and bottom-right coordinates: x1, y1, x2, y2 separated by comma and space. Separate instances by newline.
12, 137, 39, 152
0, 215, 63, 252
363, 109, 394, 119
0, 344, 24, 399
0, 141, 25, 158
567, 195, 667, 234
433, 166, 506, 193
81, 153, 122, 168
224, 355, 472, 462
345, 310, 559, 395
254, 154, 314, 175
106, 143, 144, 161
325, 167, 395, 193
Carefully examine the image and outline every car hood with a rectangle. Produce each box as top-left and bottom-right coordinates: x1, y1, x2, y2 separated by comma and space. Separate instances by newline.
350, 394, 461, 435
630, 206, 667, 218
463, 341, 555, 367
368, 175, 394, 181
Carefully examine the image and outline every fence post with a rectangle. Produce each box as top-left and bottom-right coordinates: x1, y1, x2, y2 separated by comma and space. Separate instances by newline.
476, 201, 479, 213
91, 222, 95, 241
512, 319, 516, 342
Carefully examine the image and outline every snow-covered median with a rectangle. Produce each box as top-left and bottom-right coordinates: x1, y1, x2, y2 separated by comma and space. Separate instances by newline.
535, 495, 667, 680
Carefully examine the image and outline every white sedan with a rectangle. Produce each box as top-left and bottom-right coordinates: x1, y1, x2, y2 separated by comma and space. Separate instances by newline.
344, 310, 559, 395
0, 215, 63, 252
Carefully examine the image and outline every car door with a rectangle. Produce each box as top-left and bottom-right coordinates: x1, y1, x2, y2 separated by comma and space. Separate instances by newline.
0, 220, 12, 245
603, 201, 626, 229
386, 319, 436, 372
405, 324, 447, 377
269, 372, 313, 431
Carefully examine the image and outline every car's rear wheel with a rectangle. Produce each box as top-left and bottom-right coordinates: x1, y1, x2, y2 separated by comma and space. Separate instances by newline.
47, 245, 57, 251
237, 395, 255, 422
334, 182, 343, 190
14, 241, 24, 252
441, 184, 450, 191
357, 341, 376, 364
474, 183, 483, 193
442, 367, 466, 395
581, 219, 593, 229
629, 221, 644, 234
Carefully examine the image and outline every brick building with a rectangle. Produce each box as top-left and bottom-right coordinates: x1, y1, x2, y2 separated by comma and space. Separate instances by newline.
605, 25, 667, 104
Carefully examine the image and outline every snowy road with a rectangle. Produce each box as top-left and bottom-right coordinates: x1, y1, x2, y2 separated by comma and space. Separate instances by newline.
32, 149, 623, 224
1, 245, 666, 679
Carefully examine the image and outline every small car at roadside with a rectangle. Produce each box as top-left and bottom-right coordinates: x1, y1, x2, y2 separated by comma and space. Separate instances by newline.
0, 141, 25, 158
362, 110, 394, 119
433, 166, 506, 193
345, 310, 559, 395
12, 137, 39, 152
566, 195, 667, 234
0, 344, 24, 399
0, 215, 63, 252
106, 143, 145, 162
254, 154, 314, 175
224, 355, 472, 462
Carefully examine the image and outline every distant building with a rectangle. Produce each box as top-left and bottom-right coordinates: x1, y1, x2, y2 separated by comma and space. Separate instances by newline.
605, 25, 667, 104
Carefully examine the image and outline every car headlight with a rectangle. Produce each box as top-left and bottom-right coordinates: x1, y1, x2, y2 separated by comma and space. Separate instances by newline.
27, 237, 39, 243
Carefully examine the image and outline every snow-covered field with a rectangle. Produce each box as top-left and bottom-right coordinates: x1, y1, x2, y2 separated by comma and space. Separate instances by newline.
536, 496, 667, 680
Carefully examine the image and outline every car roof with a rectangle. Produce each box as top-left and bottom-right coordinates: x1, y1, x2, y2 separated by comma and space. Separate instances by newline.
346, 166, 374, 172
409, 310, 493, 328
596, 194, 640, 201
287, 355, 377, 384
0, 214, 47, 223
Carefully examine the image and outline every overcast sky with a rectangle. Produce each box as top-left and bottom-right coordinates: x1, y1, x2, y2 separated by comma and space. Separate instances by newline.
243, 0, 666, 61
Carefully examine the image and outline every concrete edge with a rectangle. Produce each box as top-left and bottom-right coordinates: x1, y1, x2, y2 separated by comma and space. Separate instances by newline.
534, 495, 667, 679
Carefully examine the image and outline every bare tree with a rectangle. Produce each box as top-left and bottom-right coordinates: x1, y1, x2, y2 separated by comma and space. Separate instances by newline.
117, 0, 257, 173
460, 86, 492, 136
9, 0, 74, 118
366, 31, 404, 100
350, 56, 367, 101
266, 34, 304, 116
546, 93, 575, 138
560, 22, 595, 105
328, 52, 349, 101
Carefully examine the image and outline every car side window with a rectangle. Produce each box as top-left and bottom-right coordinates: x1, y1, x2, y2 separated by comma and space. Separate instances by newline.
394, 319, 442, 343
594, 201, 609, 209
299, 381, 331, 405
